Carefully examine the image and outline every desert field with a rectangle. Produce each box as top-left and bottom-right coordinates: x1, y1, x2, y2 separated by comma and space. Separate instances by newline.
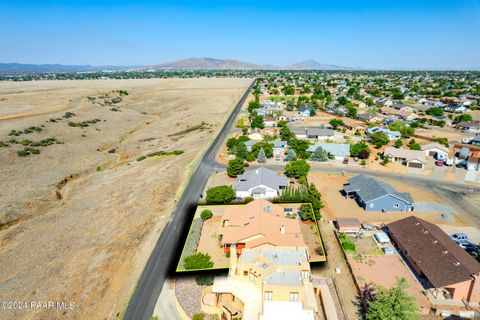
0, 78, 251, 319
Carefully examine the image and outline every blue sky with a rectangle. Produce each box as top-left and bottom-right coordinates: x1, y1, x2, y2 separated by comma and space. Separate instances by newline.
1, 0, 479, 69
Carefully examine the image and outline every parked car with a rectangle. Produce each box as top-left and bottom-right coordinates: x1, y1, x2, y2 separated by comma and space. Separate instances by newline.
445, 158, 454, 166
450, 233, 468, 242
343, 158, 349, 164
275, 154, 281, 161
458, 240, 478, 252
435, 160, 445, 166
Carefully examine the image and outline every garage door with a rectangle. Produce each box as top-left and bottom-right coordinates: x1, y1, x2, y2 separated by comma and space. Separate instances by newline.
408, 162, 423, 168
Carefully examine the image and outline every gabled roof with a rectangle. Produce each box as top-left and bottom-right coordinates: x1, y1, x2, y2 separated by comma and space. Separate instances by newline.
290, 127, 334, 137
384, 147, 426, 163
220, 199, 305, 248
343, 174, 413, 204
232, 167, 288, 192
307, 142, 350, 157
421, 142, 449, 153
388, 216, 480, 288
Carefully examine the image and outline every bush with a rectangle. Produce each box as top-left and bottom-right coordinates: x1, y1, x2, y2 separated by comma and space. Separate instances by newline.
244, 196, 254, 203
184, 253, 214, 270
285, 160, 310, 179
360, 159, 366, 166
342, 241, 356, 251
227, 157, 245, 177
192, 314, 206, 320
195, 275, 214, 286
206, 185, 236, 204
200, 210, 213, 220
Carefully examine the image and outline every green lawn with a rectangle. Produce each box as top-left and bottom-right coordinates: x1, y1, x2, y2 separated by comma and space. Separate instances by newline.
269, 95, 297, 102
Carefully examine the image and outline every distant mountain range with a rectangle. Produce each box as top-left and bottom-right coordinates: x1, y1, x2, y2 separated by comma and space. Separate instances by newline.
0, 58, 354, 74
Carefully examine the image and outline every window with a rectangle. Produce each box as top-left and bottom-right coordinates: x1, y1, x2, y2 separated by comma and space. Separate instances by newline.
301, 271, 309, 279
264, 291, 273, 301
290, 292, 299, 302
369, 203, 374, 208
393, 203, 400, 208
243, 271, 248, 276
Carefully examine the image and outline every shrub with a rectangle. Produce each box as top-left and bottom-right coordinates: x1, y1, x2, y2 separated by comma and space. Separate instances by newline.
227, 157, 245, 177
17, 149, 30, 157
200, 210, 213, 220
244, 196, 254, 203
192, 314, 206, 320
184, 253, 214, 270
195, 275, 214, 286
285, 160, 310, 179
206, 185, 236, 204
342, 241, 356, 251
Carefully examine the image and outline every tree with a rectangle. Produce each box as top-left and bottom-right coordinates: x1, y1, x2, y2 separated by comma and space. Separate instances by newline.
329, 118, 345, 130
251, 115, 264, 129
285, 160, 310, 179
227, 158, 245, 177
350, 141, 371, 159
454, 114, 473, 123
370, 131, 389, 148
366, 278, 418, 320
251, 142, 273, 158
226, 137, 238, 150
302, 183, 323, 220
257, 147, 267, 163
289, 138, 310, 159
200, 210, 213, 220
382, 155, 390, 166
346, 103, 358, 118
300, 203, 315, 221
426, 107, 444, 117
311, 146, 328, 162
234, 142, 248, 159
206, 186, 236, 204
285, 149, 297, 161
409, 142, 421, 150
248, 100, 261, 113
394, 139, 403, 148
283, 86, 295, 95
280, 124, 295, 141
184, 253, 214, 270
338, 96, 349, 105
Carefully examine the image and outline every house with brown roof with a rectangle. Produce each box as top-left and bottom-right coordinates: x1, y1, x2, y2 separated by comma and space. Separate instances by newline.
388, 216, 480, 305
384, 147, 426, 169
219, 199, 305, 254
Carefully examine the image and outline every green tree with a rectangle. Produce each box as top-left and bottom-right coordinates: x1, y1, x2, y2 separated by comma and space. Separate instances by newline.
338, 96, 349, 105
366, 278, 418, 320
394, 139, 403, 148
234, 142, 248, 159
350, 141, 371, 159
454, 114, 473, 123
184, 253, 214, 270
329, 118, 345, 130
300, 203, 315, 221
257, 147, 267, 163
227, 158, 245, 177
409, 142, 421, 150
251, 115, 265, 129
248, 101, 261, 113
251, 142, 273, 158
283, 86, 295, 95
426, 107, 444, 117
200, 210, 213, 220
346, 103, 358, 118
280, 124, 295, 141
370, 131, 389, 148
302, 183, 323, 220
285, 149, 297, 161
285, 160, 310, 179
206, 186, 236, 204
311, 146, 328, 162
289, 138, 310, 159
226, 137, 238, 150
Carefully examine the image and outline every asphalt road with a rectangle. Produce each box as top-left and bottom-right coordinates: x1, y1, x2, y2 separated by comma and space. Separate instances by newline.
123, 80, 255, 320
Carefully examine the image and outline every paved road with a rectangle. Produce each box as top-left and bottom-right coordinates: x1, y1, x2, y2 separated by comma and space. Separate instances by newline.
123, 80, 255, 320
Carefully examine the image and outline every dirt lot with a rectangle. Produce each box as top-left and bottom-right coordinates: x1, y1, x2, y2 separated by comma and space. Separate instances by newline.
0, 78, 251, 320
309, 172, 463, 225
349, 255, 431, 313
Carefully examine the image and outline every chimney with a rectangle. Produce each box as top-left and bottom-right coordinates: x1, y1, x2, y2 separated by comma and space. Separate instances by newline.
280, 224, 285, 234
229, 244, 238, 277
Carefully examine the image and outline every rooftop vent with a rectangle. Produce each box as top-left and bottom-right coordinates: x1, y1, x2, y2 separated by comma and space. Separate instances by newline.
264, 205, 271, 213
454, 262, 461, 266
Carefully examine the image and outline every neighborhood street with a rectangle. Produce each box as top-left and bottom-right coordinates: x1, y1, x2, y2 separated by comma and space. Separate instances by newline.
123, 80, 255, 320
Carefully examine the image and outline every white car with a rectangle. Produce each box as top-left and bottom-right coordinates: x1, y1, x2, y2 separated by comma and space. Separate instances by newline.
450, 233, 468, 242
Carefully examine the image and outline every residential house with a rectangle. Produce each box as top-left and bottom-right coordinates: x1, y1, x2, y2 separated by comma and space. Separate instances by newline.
219, 199, 305, 254
421, 143, 449, 160
343, 174, 414, 212
209, 246, 318, 320
273, 140, 288, 155
298, 106, 315, 117
291, 127, 335, 141
232, 168, 288, 199
384, 147, 426, 169
335, 218, 361, 233
366, 126, 401, 141
264, 115, 277, 128
307, 142, 350, 160
388, 216, 480, 305
358, 113, 383, 124
457, 121, 480, 133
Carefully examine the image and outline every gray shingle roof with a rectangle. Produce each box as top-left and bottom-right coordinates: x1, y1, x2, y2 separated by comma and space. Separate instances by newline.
307, 142, 350, 157
265, 270, 303, 286
232, 167, 288, 192
343, 174, 413, 204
